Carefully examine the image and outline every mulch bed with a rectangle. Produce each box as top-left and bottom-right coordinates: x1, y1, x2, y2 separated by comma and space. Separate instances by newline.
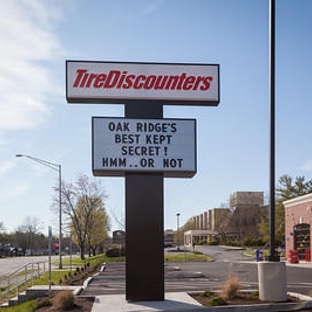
34, 297, 95, 312
191, 292, 301, 307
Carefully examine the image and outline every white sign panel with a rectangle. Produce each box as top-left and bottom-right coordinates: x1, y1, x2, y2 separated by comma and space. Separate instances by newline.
92, 117, 196, 178
67, 61, 219, 106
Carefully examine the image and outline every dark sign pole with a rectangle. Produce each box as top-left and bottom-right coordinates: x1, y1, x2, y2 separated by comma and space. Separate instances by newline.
125, 101, 165, 301
269, 0, 279, 261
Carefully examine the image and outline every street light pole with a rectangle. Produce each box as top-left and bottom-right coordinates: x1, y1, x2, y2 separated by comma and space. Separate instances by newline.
16, 154, 63, 269
269, 0, 279, 262
176, 213, 180, 250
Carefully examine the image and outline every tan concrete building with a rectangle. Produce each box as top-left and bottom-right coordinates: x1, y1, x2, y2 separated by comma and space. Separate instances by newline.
230, 191, 264, 207
184, 191, 268, 247
284, 193, 312, 260
164, 229, 175, 244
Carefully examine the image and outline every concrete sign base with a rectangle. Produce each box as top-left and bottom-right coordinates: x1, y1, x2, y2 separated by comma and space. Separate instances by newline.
258, 261, 287, 302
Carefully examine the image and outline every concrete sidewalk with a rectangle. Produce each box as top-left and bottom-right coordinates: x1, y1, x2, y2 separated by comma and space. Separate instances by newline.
90, 292, 312, 312
91, 292, 204, 312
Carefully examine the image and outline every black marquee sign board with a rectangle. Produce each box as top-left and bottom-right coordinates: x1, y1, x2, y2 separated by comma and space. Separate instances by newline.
66, 60, 220, 301
112, 230, 126, 245
92, 117, 197, 178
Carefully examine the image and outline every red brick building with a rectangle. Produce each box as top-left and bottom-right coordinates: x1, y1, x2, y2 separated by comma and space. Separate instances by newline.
284, 193, 312, 260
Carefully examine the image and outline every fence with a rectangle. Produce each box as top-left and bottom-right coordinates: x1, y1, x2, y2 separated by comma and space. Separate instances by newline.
0, 261, 46, 308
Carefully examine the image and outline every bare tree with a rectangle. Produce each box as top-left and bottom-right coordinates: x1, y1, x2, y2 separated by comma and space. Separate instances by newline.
108, 207, 125, 231
0, 222, 5, 233
14, 216, 43, 255
176, 218, 196, 243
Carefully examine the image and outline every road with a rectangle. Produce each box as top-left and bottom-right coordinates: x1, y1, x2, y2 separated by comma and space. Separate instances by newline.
0, 255, 59, 276
191, 245, 312, 295
1, 247, 312, 296
80, 245, 312, 296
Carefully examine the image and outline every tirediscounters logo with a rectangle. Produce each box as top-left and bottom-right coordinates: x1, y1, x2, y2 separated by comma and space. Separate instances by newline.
66, 61, 220, 105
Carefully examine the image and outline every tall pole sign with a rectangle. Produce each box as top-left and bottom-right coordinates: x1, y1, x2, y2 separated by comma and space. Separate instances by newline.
66, 60, 220, 301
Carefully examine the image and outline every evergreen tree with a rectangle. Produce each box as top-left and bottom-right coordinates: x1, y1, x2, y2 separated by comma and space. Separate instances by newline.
259, 174, 312, 245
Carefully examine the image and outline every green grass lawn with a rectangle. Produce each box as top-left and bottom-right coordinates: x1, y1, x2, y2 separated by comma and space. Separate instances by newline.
1, 299, 38, 312
38, 253, 119, 286
165, 251, 212, 262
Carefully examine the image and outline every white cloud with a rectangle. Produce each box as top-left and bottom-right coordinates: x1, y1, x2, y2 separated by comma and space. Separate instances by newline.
0, 183, 30, 200
139, 1, 163, 17
301, 159, 312, 172
0, 0, 64, 131
0, 160, 16, 176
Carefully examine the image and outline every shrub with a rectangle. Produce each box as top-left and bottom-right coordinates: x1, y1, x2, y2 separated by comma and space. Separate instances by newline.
199, 290, 215, 298
244, 237, 266, 247
52, 290, 74, 310
106, 248, 125, 257
207, 296, 227, 306
192, 251, 204, 255
207, 240, 219, 246
33, 297, 52, 310
250, 290, 259, 297
221, 276, 241, 299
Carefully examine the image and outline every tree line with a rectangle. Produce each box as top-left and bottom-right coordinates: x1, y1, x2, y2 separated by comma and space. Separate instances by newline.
0, 174, 110, 259
259, 174, 312, 245
2, 173, 311, 255
0, 217, 53, 257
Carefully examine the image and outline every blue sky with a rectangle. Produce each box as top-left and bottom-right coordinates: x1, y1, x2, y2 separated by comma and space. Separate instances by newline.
1, 0, 312, 235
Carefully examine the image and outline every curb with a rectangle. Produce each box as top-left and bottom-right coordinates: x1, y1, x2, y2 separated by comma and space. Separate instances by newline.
90, 292, 312, 312
74, 276, 94, 296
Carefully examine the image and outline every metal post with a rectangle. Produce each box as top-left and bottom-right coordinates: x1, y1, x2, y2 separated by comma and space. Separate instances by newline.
31, 263, 34, 287
58, 165, 63, 269
269, 0, 279, 261
8, 277, 10, 300
15, 154, 63, 267
48, 226, 52, 296
69, 231, 73, 283
25, 266, 27, 287
176, 213, 180, 250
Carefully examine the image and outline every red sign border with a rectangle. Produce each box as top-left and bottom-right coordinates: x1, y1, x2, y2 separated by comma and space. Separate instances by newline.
66, 60, 220, 106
